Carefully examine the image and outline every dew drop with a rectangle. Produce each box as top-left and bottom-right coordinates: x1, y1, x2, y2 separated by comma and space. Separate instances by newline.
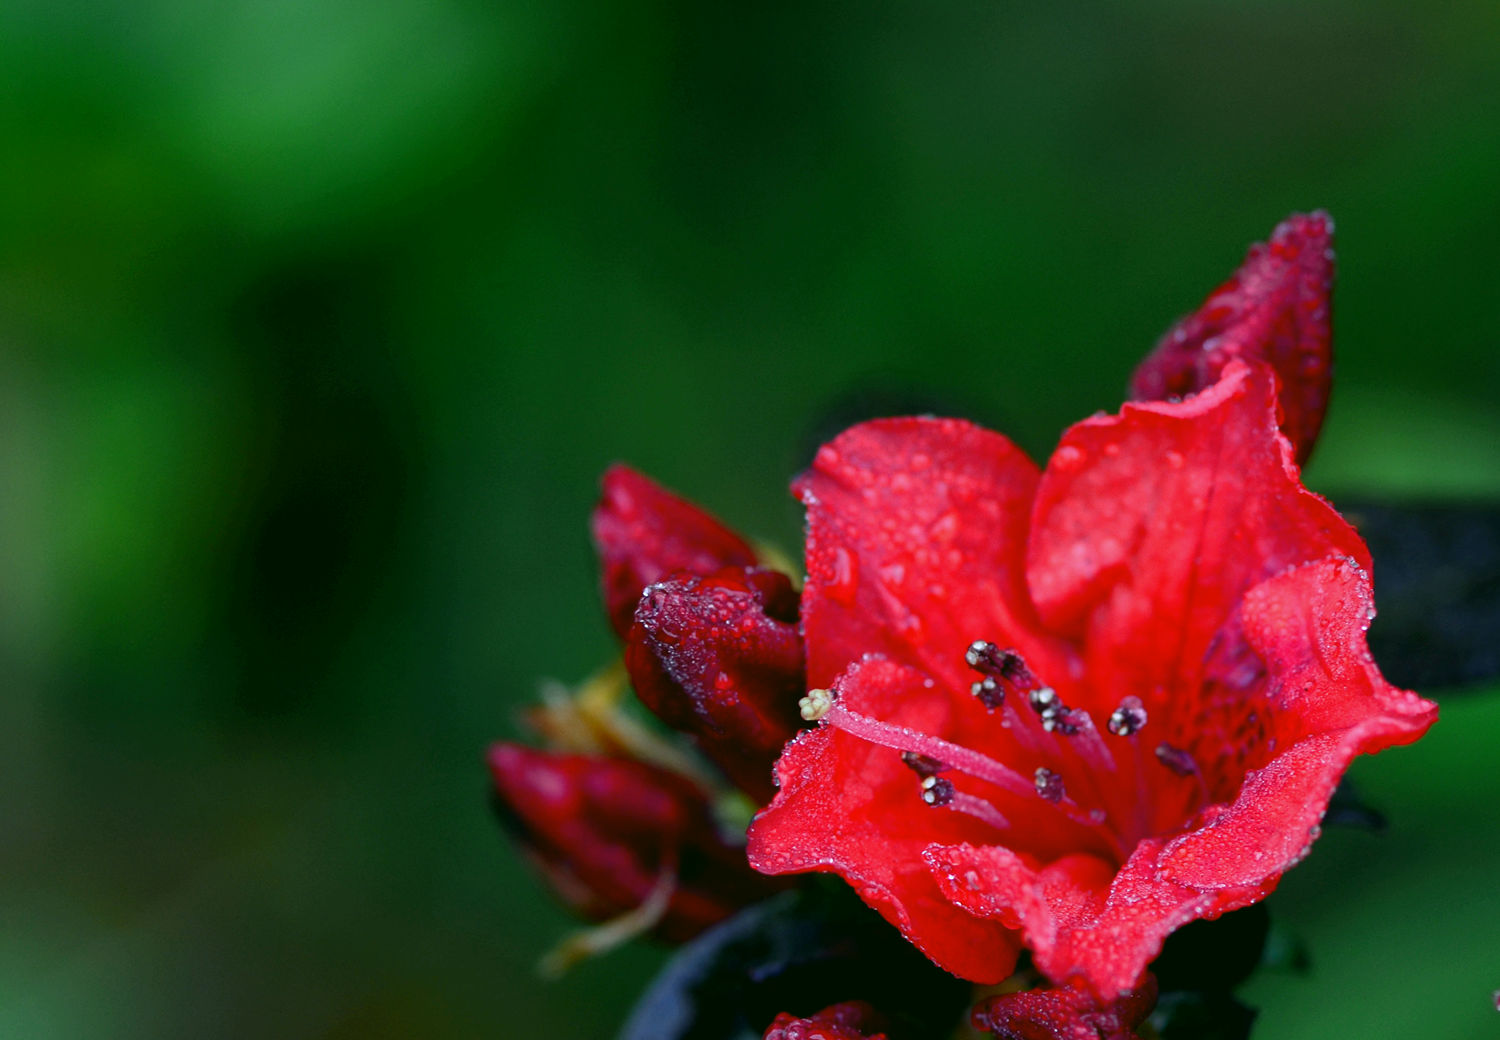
1053, 444, 1086, 471
828, 547, 858, 606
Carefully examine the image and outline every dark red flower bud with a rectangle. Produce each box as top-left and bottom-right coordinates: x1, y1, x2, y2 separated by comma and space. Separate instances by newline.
626, 567, 806, 803
764, 1002, 889, 1040
972, 976, 1157, 1040
592, 465, 759, 639
1130, 211, 1334, 464
488, 744, 778, 943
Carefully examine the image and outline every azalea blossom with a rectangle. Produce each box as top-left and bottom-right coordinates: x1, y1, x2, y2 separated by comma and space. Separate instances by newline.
971, 976, 1158, 1040
1130, 211, 1334, 465
746, 216, 1437, 997
488, 745, 779, 954
762, 1002, 888, 1040
488, 467, 797, 953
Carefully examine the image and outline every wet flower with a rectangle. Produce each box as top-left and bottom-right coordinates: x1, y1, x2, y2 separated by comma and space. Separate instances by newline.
489, 467, 797, 962
488, 744, 781, 966
626, 565, 806, 803
593, 463, 763, 639
1130, 211, 1334, 465
971, 976, 1157, 1040
763, 1002, 888, 1040
747, 216, 1437, 996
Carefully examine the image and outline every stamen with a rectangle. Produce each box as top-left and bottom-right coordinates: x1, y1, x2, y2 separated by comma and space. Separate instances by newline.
1034, 767, 1065, 803
919, 776, 1012, 831
949, 790, 1012, 831
920, 776, 955, 805
1155, 741, 1212, 813
819, 698, 1038, 802
902, 750, 948, 778
963, 642, 1059, 756
1041, 705, 1083, 735
971, 677, 1003, 710
966, 642, 1043, 696
1064, 709, 1117, 776
799, 688, 834, 721
1155, 743, 1198, 777
1028, 686, 1058, 713
966, 641, 1030, 680
1107, 696, 1148, 737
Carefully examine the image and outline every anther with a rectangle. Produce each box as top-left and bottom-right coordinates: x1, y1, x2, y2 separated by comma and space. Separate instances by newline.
1155, 743, 1198, 777
965, 641, 1036, 685
965, 640, 1000, 670
1028, 686, 1058, 713
901, 750, 948, 778
799, 688, 835, 722
1034, 767, 1065, 803
971, 677, 1004, 710
1107, 696, 1148, 737
921, 776, 955, 807
1042, 707, 1084, 736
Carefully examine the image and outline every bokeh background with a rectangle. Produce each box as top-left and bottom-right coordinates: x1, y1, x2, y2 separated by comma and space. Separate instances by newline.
3, 1, 1499, 1037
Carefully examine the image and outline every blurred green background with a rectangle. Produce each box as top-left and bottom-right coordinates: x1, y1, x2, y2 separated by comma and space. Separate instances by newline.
3, 1, 1498, 1036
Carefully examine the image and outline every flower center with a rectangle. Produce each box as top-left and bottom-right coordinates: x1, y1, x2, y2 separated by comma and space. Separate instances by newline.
797, 641, 1212, 862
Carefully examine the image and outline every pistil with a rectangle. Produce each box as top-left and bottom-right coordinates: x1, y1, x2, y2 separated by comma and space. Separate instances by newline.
799, 686, 1121, 854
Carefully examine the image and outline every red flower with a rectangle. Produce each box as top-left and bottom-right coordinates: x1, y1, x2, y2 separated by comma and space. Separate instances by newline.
971, 977, 1158, 1040
626, 566, 806, 803
489, 467, 799, 957
763, 1002, 888, 1040
593, 464, 760, 639
1130, 212, 1334, 465
488, 744, 778, 944
596, 465, 808, 803
747, 354, 1436, 994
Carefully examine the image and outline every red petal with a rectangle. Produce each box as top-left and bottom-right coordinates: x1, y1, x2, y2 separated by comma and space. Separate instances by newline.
626, 567, 805, 802
1130, 212, 1334, 464
488, 745, 777, 941
748, 656, 1023, 983
971, 976, 1157, 1040
1028, 363, 1367, 756
1160, 556, 1436, 889
927, 557, 1436, 996
796, 417, 1072, 694
592, 465, 758, 639
926, 838, 1259, 998
764, 1002, 888, 1040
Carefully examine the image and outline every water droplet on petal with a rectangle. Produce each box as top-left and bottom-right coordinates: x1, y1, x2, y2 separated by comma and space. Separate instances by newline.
827, 547, 858, 606
1053, 444, 1086, 472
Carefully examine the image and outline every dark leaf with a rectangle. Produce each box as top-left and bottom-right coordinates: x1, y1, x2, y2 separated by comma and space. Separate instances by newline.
1346, 501, 1500, 690
1149, 991, 1258, 1040
618, 883, 970, 1040
1151, 903, 1269, 996
1258, 924, 1312, 976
